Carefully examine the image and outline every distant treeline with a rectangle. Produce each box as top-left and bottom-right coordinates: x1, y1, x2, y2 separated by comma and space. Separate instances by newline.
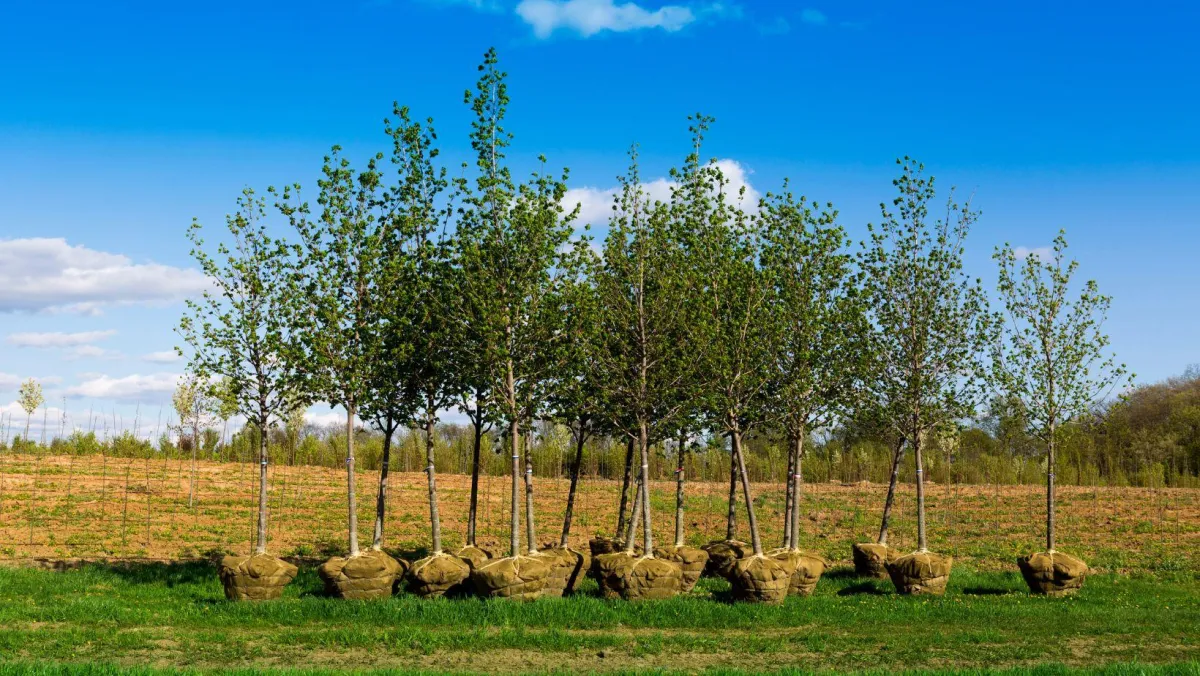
5, 367, 1197, 489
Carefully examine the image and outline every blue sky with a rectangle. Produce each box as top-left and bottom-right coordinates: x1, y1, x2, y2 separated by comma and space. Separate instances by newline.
2, 0, 1198, 437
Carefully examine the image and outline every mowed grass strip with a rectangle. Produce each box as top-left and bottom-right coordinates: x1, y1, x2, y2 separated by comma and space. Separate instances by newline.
0, 563, 1196, 673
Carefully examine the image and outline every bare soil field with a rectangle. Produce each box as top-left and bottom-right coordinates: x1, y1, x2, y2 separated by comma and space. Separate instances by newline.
0, 452, 1196, 573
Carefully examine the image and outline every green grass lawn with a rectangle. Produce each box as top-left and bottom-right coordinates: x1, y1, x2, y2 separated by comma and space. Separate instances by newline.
0, 562, 1196, 674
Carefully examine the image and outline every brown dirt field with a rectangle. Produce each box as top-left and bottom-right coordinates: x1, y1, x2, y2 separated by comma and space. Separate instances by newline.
0, 452, 1196, 572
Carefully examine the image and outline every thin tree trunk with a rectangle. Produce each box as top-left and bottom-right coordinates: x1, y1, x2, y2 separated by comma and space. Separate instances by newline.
725, 434, 738, 540
346, 405, 360, 556
782, 434, 797, 549
790, 432, 804, 551
638, 420, 654, 553
616, 436, 635, 538
877, 435, 906, 545
424, 412, 443, 554
915, 431, 928, 552
523, 429, 537, 554
467, 414, 483, 546
732, 428, 763, 555
255, 417, 269, 554
623, 471, 643, 555
372, 415, 393, 550
188, 422, 198, 509
560, 419, 587, 548
674, 431, 686, 548
1047, 422, 1057, 552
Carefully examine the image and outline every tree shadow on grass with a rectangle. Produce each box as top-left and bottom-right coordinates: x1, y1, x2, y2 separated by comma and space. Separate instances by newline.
823, 566, 861, 581
962, 586, 1014, 596
836, 581, 889, 596
88, 559, 216, 587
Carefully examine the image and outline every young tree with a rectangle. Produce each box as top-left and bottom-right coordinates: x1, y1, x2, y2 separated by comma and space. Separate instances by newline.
857, 158, 994, 595
590, 144, 702, 599
761, 186, 867, 587
179, 188, 301, 600
994, 231, 1130, 594
281, 148, 404, 599
17, 378, 44, 445
172, 374, 214, 508
460, 49, 583, 598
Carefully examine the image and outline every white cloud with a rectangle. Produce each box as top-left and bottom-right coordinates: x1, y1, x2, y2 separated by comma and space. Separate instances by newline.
63, 372, 181, 403
0, 373, 20, 391
0, 401, 66, 434
516, 0, 697, 38
799, 8, 827, 25
63, 345, 124, 361
7, 330, 116, 348
142, 350, 182, 364
563, 159, 760, 227
0, 238, 209, 314
1014, 246, 1052, 261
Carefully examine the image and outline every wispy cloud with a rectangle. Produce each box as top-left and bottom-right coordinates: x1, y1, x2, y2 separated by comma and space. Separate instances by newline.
0, 238, 209, 314
142, 351, 181, 364
799, 8, 826, 25
1014, 246, 1052, 261
7, 330, 117, 348
64, 372, 181, 404
515, 0, 701, 38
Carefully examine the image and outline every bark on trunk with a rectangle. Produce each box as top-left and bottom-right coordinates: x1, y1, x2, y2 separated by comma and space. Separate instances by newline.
467, 415, 483, 546
425, 413, 443, 554
732, 428, 763, 555
523, 430, 537, 554
616, 436, 635, 538
623, 471, 643, 554
638, 420, 654, 554
560, 419, 587, 548
188, 423, 198, 509
674, 431, 686, 548
725, 435, 738, 540
914, 431, 928, 552
508, 418, 521, 558
782, 434, 797, 549
254, 417, 269, 554
372, 415, 393, 550
790, 432, 804, 551
876, 435, 906, 546
346, 405, 359, 556
1047, 423, 1057, 552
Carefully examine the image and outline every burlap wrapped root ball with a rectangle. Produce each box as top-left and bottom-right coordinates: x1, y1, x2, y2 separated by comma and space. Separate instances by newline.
703, 539, 750, 579
219, 553, 298, 601
620, 556, 683, 601
593, 551, 637, 599
654, 544, 709, 593
730, 553, 798, 604
534, 548, 575, 598
454, 545, 492, 571
470, 555, 552, 600
768, 549, 826, 597
886, 551, 953, 596
407, 552, 471, 599
589, 536, 622, 557
318, 549, 405, 600
851, 542, 898, 579
540, 544, 590, 595
1017, 551, 1088, 596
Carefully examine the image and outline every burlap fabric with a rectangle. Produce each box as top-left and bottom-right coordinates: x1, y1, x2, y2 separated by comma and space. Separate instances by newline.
703, 539, 749, 579
317, 550, 405, 600
407, 552, 471, 599
620, 556, 683, 601
730, 553, 797, 604
454, 545, 492, 571
218, 554, 297, 601
851, 542, 897, 579
768, 548, 826, 597
1017, 551, 1087, 596
886, 551, 953, 596
470, 555, 551, 600
653, 544, 709, 592
593, 551, 636, 599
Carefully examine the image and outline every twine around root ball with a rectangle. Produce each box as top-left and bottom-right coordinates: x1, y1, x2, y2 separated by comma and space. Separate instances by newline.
318, 550, 406, 601
1017, 551, 1087, 596
219, 553, 298, 601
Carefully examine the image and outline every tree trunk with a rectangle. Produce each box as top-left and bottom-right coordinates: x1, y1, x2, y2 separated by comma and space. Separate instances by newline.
372, 415, 393, 550
782, 433, 797, 549
523, 429, 537, 554
346, 405, 360, 557
508, 422, 521, 557
725, 434, 738, 540
425, 412, 443, 554
616, 436, 635, 538
638, 420, 654, 553
915, 431, 928, 553
877, 435, 906, 545
255, 417, 269, 554
467, 414, 483, 546
674, 431, 686, 548
731, 428, 763, 555
560, 419, 587, 548
790, 432, 804, 551
623, 471, 643, 555
188, 422, 198, 509
1047, 422, 1057, 552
